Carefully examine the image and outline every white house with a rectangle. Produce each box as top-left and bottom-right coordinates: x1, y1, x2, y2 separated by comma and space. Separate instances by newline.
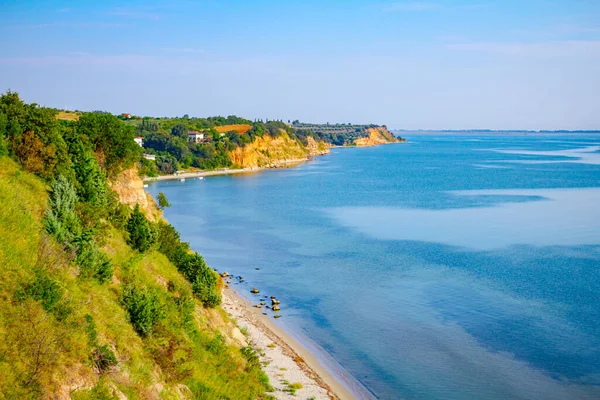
143, 153, 156, 161
188, 131, 206, 143
134, 136, 144, 147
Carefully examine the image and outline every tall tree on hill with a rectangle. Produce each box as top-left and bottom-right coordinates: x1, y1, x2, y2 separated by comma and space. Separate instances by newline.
0, 91, 71, 180
171, 124, 189, 139
68, 138, 108, 207
77, 112, 140, 176
126, 204, 154, 252
157, 192, 171, 210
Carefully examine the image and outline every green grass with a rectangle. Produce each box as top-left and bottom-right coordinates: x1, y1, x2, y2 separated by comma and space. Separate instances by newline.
282, 380, 303, 395
0, 157, 272, 399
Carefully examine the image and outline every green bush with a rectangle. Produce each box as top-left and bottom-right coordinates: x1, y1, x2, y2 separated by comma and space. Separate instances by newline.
206, 333, 226, 355
17, 270, 62, 311
193, 281, 221, 308
241, 346, 261, 370
173, 289, 195, 329
172, 251, 221, 308
138, 157, 158, 177
84, 315, 118, 372
126, 204, 155, 252
16, 269, 72, 321
106, 190, 130, 229
157, 192, 171, 209
74, 235, 113, 283
84, 314, 98, 346
92, 345, 118, 372
157, 222, 189, 260
121, 284, 165, 337
187, 381, 215, 399
72, 379, 118, 400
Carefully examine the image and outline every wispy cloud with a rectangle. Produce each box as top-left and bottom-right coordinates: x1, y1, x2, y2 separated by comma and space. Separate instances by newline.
107, 8, 161, 20
447, 40, 600, 58
0, 54, 153, 67
160, 47, 203, 54
8, 22, 129, 29
383, 1, 441, 12
512, 24, 600, 37
559, 24, 600, 34
436, 34, 471, 43
464, 3, 488, 9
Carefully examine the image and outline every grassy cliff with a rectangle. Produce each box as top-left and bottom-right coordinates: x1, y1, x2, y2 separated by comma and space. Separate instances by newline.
0, 155, 271, 400
0, 93, 272, 399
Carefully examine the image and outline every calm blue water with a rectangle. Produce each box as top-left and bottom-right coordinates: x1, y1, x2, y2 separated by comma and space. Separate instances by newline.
148, 134, 600, 399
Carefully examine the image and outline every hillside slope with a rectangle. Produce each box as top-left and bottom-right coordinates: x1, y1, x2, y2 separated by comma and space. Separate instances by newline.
0, 157, 270, 399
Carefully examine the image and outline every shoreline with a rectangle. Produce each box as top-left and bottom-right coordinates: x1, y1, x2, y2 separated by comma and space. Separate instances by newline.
222, 286, 369, 400
143, 159, 312, 182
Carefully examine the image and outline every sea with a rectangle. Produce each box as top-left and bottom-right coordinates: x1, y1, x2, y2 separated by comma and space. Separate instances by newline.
147, 133, 600, 400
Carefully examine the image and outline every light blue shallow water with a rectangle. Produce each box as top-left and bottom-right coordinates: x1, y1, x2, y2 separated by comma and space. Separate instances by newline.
148, 134, 600, 399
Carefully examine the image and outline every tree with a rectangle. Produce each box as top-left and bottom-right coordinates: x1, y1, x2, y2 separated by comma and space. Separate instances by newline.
157, 192, 171, 209
0, 112, 8, 156
44, 175, 81, 244
74, 232, 113, 283
76, 112, 140, 176
156, 221, 189, 260
171, 124, 189, 139
126, 204, 154, 252
172, 251, 221, 307
0, 91, 71, 180
121, 284, 165, 337
67, 137, 108, 207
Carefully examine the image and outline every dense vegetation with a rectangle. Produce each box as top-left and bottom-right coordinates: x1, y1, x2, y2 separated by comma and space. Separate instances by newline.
0, 92, 271, 398
292, 123, 399, 146
133, 114, 315, 175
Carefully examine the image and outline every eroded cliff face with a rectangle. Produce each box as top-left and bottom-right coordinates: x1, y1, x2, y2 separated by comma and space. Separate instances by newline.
306, 136, 330, 156
229, 132, 329, 168
110, 166, 159, 221
354, 127, 398, 147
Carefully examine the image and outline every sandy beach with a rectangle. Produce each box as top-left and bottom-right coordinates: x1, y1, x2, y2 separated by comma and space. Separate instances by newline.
143, 159, 311, 183
221, 287, 361, 400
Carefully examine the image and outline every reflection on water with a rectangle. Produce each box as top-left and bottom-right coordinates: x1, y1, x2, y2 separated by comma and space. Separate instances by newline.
327, 188, 600, 250
487, 146, 600, 165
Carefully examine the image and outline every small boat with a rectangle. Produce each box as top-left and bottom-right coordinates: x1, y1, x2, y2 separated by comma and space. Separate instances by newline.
143, 184, 148, 188
198, 176, 204, 180
179, 178, 185, 182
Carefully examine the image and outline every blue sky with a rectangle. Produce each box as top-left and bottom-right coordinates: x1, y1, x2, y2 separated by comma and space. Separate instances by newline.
1, 0, 599, 129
